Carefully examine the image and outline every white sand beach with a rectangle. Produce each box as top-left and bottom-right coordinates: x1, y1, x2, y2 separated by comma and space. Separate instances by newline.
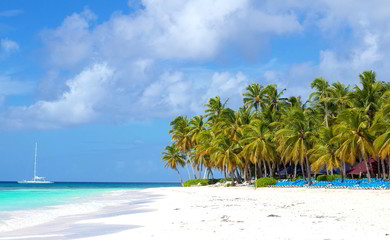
2, 187, 390, 240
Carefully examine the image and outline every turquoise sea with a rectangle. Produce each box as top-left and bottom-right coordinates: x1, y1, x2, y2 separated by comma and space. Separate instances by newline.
0, 182, 180, 212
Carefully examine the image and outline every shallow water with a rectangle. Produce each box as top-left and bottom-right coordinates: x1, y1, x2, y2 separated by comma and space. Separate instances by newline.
0, 182, 179, 211
0, 182, 179, 232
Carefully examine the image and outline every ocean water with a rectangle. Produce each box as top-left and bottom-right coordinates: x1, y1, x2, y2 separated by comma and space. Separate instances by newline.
0, 182, 180, 232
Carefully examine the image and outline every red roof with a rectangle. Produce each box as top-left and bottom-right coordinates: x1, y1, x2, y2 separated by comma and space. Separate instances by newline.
348, 158, 377, 174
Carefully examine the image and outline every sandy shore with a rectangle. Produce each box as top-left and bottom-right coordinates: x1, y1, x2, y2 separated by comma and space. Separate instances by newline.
2, 187, 390, 240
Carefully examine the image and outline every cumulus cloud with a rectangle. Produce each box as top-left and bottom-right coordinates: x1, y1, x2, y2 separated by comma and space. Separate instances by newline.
4, 64, 114, 128
4, 0, 390, 129
40, 0, 302, 69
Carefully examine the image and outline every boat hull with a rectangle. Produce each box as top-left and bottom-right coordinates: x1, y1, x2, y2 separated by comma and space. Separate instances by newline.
17, 181, 53, 184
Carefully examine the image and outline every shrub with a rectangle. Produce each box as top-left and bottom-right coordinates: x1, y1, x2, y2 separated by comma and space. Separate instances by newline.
256, 177, 277, 187
316, 174, 342, 182
292, 176, 305, 182
316, 175, 327, 181
183, 178, 224, 187
328, 174, 341, 181
218, 178, 233, 183
226, 183, 232, 187
183, 179, 209, 187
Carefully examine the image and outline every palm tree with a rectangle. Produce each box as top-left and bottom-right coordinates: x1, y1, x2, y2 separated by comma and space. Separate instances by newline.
241, 119, 275, 185
243, 83, 266, 112
329, 82, 350, 113
215, 108, 243, 141
309, 127, 342, 180
334, 109, 375, 181
210, 135, 243, 180
373, 91, 390, 179
264, 84, 287, 113
195, 129, 216, 179
275, 107, 317, 185
162, 143, 186, 186
169, 116, 196, 179
310, 77, 332, 127
349, 71, 383, 124
204, 96, 228, 123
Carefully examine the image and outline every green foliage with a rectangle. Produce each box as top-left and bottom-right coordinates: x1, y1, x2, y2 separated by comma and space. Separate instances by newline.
226, 183, 233, 187
218, 178, 233, 183
256, 177, 277, 187
316, 175, 328, 181
166, 71, 390, 186
316, 174, 342, 181
183, 179, 209, 187
292, 176, 305, 182
184, 178, 224, 187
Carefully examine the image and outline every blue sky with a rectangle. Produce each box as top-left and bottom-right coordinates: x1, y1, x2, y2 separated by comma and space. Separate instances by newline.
1, 0, 389, 182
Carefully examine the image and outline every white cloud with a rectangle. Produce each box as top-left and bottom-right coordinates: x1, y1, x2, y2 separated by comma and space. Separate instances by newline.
40, 0, 302, 69
5, 0, 390, 129
4, 63, 114, 128
1, 39, 19, 53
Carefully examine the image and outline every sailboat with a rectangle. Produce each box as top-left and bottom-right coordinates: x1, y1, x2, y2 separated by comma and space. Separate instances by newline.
18, 143, 53, 184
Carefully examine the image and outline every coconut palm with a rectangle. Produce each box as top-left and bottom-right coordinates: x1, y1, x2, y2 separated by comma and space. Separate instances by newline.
169, 116, 196, 179
373, 91, 390, 179
309, 127, 342, 180
275, 107, 317, 185
310, 77, 332, 127
241, 119, 275, 184
210, 135, 243, 180
349, 71, 383, 124
162, 143, 186, 186
243, 83, 266, 112
204, 96, 228, 123
215, 108, 243, 141
334, 109, 375, 181
264, 84, 288, 113
329, 82, 350, 113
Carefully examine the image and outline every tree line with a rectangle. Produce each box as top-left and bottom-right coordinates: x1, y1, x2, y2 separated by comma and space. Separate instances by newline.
162, 71, 390, 186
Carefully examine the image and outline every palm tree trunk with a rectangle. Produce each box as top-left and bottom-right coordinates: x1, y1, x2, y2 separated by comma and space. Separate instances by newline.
300, 161, 305, 178
341, 159, 346, 183
244, 162, 248, 181
263, 160, 268, 176
388, 157, 390, 180
343, 161, 346, 179
305, 154, 312, 185
258, 162, 263, 178
293, 161, 297, 179
381, 158, 386, 179
203, 168, 208, 179
325, 164, 329, 175
368, 157, 374, 178
324, 103, 329, 128
188, 157, 197, 179
267, 161, 273, 177
363, 156, 371, 182
254, 162, 257, 189
185, 164, 191, 180
175, 168, 184, 187
276, 162, 280, 178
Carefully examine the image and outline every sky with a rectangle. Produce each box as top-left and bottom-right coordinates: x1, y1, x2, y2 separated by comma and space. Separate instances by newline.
0, 0, 389, 182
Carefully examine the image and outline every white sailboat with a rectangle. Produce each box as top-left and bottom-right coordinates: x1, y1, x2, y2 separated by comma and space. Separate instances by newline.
18, 143, 53, 184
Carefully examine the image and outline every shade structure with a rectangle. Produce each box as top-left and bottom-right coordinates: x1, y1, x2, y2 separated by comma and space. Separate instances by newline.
348, 159, 378, 175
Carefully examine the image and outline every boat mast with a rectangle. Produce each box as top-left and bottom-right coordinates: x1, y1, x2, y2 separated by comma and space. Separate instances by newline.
34, 142, 37, 179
